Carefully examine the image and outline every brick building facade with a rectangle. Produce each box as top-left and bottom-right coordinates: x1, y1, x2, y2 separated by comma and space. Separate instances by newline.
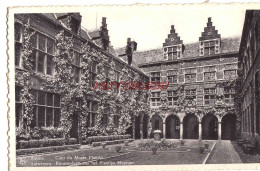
130, 17, 241, 140
239, 10, 260, 146
14, 13, 149, 144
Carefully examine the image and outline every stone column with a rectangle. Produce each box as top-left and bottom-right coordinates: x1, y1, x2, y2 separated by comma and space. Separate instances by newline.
163, 122, 166, 139
132, 121, 136, 139
218, 122, 221, 140
199, 121, 202, 140
180, 122, 183, 140
140, 121, 143, 139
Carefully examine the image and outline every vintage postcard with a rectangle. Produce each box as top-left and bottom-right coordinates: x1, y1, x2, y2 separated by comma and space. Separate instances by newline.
7, 4, 260, 171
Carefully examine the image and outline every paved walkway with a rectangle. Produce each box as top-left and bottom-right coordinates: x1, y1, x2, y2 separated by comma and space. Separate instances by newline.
207, 140, 242, 164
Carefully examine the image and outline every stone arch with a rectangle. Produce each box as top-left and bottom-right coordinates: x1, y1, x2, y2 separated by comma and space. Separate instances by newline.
183, 113, 199, 139
202, 114, 218, 140
165, 114, 180, 139
221, 113, 236, 140
150, 114, 163, 138
142, 114, 149, 139
163, 113, 180, 123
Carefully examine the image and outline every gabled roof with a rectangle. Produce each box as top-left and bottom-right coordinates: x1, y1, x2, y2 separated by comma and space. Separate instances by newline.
40, 13, 145, 74
163, 25, 183, 47
115, 36, 241, 66
199, 17, 221, 41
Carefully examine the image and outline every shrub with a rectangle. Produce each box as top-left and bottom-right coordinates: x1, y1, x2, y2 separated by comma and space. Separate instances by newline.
115, 146, 121, 153
28, 140, 39, 148
17, 141, 30, 149
38, 127, 64, 139
66, 138, 77, 145
152, 146, 157, 155
85, 134, 131, 145
124, 140, 129, 146
92, 142, 102, 147
137, 140, 176, 151
199, 147, 205, 154
16, 132, 31, 141
17, 138, 65, 149
101, 143, 106, 149
16, 144, 80, 156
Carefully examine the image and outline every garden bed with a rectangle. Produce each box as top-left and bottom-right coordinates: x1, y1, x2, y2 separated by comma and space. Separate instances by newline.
92, 139, 134, 147
136, 140, 177, 151
16, 138, 77, 149
82, 134, 131, 145
16, 144, 81, 156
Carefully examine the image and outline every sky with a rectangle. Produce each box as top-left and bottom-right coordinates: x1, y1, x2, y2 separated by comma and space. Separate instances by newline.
80, 5, 246, 51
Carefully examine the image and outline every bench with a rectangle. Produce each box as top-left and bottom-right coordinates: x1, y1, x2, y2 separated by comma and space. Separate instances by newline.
243, 138, 257, 154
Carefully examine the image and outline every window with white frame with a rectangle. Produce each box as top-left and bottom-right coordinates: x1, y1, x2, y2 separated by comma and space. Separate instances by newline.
224, 87, 235, 104
71, 51, 81, 83
115, 70, 120, 94
204, 88, 216, 105
163, 44, 182, 60
86, 100, 98, 127
30, 32, 55, 75
15, 86, 23, 127
151, 92, 161, 106
185, 73, 196, 83
15, 22, 23, 67
204, 72, 216, 81
168, 90, 178, 106
200, 39, 220, 56
168, 75, 178, 84
28, 89, 61, 127
224, 70, 236, 80
185, 89, 196, 100
151, 72, 161, 82
89, 62, 97, 88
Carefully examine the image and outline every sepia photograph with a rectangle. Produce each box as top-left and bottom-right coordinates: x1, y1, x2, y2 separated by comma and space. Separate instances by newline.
7, 4, 260, 170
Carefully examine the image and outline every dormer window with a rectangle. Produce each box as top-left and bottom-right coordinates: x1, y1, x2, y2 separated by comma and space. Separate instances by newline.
56, 13, 82, 35
164, 44, 182, 60
200, 38, 220, 56
70, 18, 80, 34
199, 17, 221, 56
163, 25, 184, 60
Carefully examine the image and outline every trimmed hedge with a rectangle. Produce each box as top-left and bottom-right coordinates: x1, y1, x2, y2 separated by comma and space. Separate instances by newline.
17, 138, 77, 149
84, 134, 131, 145
16, 144, 81, 156
92, 139, 133, 147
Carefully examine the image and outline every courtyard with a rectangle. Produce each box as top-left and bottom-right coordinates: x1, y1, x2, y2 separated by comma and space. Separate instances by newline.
16, 139, 243, 166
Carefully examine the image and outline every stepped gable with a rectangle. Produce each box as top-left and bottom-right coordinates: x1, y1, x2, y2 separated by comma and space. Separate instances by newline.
199, 17, 221, 41
124, 37, 240, 65
163, 25, 183, 47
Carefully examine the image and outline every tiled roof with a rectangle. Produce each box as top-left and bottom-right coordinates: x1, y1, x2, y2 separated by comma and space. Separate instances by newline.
116, 36, 240, 65
40, 13, 147, 74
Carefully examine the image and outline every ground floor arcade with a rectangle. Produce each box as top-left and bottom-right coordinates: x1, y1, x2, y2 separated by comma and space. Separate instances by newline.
132, 112, 237, 140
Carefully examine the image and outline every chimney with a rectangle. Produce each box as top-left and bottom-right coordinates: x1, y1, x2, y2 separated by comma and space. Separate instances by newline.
126, 38, 132, 65
170, 25, 175, 34
207, 17, 212, 27
102, 17, 107, 28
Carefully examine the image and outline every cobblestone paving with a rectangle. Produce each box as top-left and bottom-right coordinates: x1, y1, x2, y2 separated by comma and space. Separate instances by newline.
207, 140, 242, 164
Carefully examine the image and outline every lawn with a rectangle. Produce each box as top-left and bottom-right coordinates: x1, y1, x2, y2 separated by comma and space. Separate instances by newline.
101, 148, 207, 165
17, 140, 213, 167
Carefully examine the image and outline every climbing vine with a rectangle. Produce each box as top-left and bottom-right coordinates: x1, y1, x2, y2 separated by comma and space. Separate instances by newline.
15, 18, 35, 132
